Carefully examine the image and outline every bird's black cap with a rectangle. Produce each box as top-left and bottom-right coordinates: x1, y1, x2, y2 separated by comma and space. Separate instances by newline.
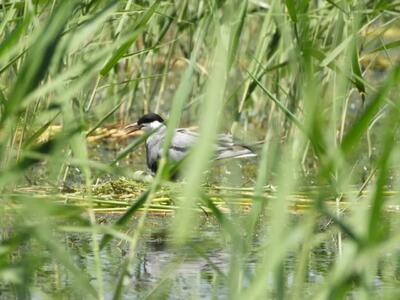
137, 113, 164, 125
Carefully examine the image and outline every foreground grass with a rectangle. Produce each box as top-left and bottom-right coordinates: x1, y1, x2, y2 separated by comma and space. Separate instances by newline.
1, 0, 400, 299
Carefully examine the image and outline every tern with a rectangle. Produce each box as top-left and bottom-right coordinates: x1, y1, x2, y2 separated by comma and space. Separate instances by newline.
124, 113, 256, 174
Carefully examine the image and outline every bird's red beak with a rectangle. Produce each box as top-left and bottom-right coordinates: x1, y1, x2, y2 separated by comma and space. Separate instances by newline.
124, 122, 142, 135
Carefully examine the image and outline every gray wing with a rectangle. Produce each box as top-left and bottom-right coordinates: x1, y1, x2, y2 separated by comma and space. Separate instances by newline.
163, 129, 255, 162
215, 133, 256, 160
167, 128, 198, 161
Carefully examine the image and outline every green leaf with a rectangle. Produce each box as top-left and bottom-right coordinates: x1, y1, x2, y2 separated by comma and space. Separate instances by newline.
320, 34, 353, 67
23, 112, 61, 148
99, 190, 151, 249
200, 193, 241, 241
285, 0, 297, 22
110, 129, 157, 166
368, 39, 400, 54
367, 114, 397, 244
33, 228, 98, 298
351, 43, 366, 103
100, 0, 161, 76
340, 65, 400, 155
227, 0, 248, 69
0, 13, 31, 61
316, 201, 362, 245
3, 1, 77, 123
324, 0, 348, 14
0, 125, 82, 187
86, 100, 125, 137
246, 71, 303, 129
0, 87, 7, 107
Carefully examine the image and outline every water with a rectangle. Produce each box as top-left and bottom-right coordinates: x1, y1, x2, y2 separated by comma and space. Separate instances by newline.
2, 116, 400, 299
1, 211, 398, 299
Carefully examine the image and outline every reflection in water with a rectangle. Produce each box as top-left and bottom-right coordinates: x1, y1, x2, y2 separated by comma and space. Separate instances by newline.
1, 213, 399, 299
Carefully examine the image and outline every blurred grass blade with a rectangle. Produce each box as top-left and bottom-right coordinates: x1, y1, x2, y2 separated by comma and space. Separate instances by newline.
172, 20, 230, 245
238, 5, 275, 113
111, 129, 158, 166
99, 190, 150, 249
325, 0, 348, 14
247, 70, 303, 129
367, 40, 400, 54
0, 13, 31, 61
0, 49, 26, 75
309, 46, 374, 93
285, 0, 297, 22
340, 66, 400, 155
320, 34, 353, 67
23, 112, 61, 148
0, 88, 7, 107
158, 43, 198, 169
0, 125, 82, 186
351, 42, 366, 103
367, 116, 397, 244
65, 1, 117, 54
201, 194, 240, 241
227, 0, 248, 70
3, 1, 77, 122
113, 259, 132, 300
0, 1, 400, 298
100, 0, 161, 76
86, 100, 126, 137
33, 228, 98, 298
247, 68, 328, 155
316, 201, 362, 245
0, 140, 57, 186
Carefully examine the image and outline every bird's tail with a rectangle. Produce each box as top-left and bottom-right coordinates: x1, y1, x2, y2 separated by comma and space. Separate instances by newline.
215, 144, 256, 160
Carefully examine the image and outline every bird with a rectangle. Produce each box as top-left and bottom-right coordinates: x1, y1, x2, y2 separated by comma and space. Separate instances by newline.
124, 112, 256, 175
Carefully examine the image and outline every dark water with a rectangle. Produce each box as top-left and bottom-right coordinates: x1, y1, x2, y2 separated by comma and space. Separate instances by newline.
2, 211, 399, 299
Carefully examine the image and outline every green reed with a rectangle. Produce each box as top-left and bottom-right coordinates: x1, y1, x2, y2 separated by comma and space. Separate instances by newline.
1, 0, 400, 299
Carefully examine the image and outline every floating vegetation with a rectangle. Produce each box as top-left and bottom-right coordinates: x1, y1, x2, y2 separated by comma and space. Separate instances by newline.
3, 177, 400, 218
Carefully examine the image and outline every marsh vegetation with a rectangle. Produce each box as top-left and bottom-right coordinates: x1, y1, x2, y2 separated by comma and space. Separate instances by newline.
1, 0, 400, 299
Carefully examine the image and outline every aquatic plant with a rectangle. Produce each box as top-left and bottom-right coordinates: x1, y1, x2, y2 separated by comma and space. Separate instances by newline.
0, 0, 400, 299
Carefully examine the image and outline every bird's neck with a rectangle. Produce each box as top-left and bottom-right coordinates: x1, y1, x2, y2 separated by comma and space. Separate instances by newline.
146, 122, 166, 136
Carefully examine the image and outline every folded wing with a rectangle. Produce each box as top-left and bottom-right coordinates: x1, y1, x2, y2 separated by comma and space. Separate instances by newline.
168, 128, 199, 161
167, 129, 255, 161
215, 133, 256, 160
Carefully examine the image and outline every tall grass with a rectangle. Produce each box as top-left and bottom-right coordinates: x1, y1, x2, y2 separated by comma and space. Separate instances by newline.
1, 0, 400, 299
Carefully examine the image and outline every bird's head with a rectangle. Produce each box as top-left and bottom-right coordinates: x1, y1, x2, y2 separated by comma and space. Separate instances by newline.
124, 112, 165, 134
